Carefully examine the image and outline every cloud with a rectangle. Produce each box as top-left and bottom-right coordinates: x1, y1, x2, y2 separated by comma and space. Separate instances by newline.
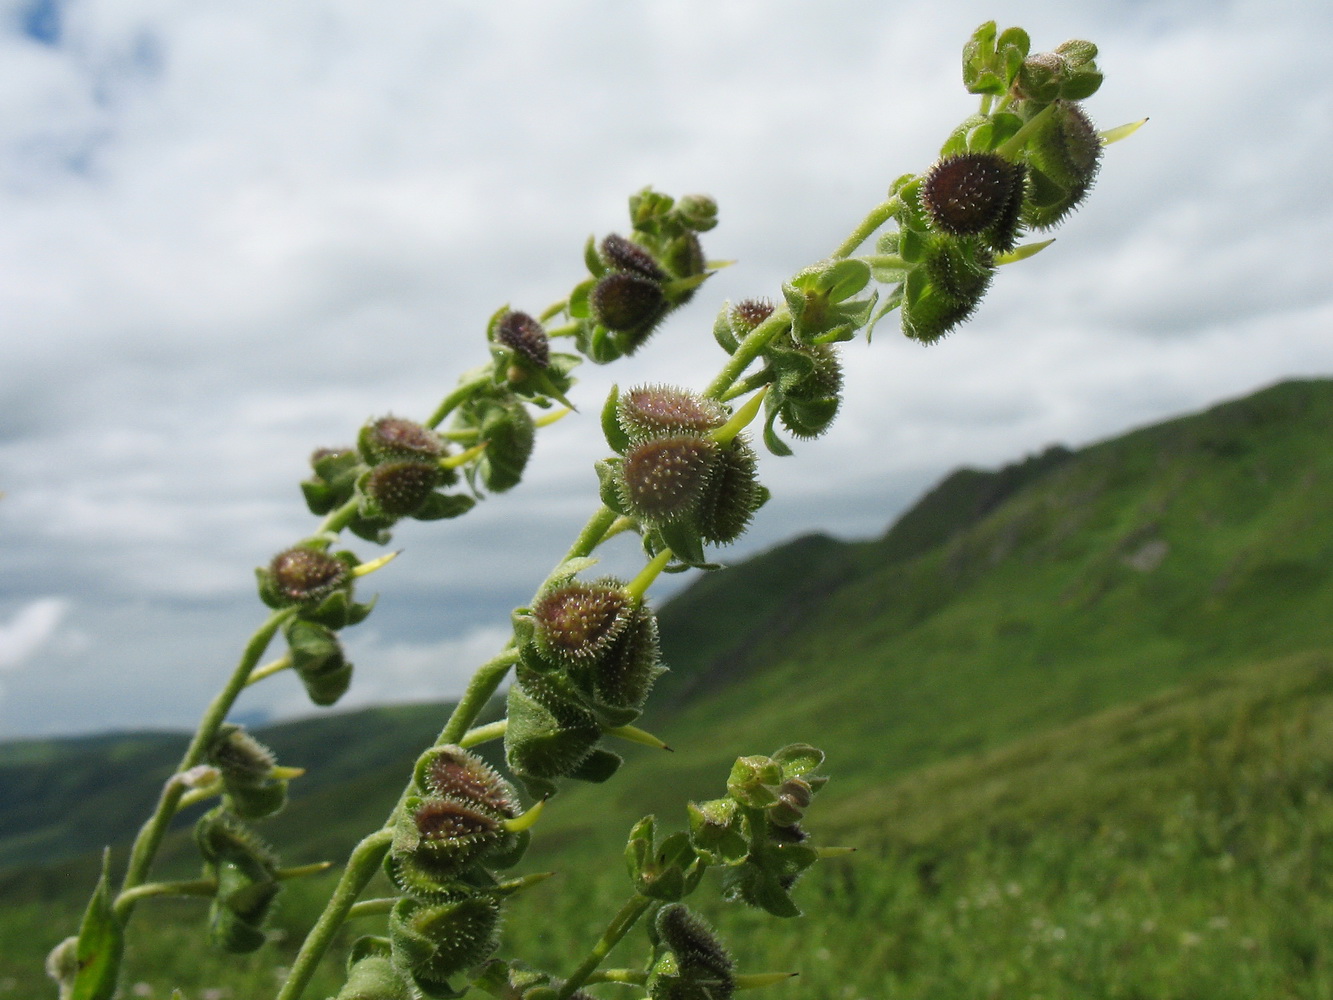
0, 597, 68, 671
1, 0, 1331, 737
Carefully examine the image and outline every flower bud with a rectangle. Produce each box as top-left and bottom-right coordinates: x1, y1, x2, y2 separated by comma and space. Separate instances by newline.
336, 953, 415, 1000
358, 416, 446, 465
920, 152, 1026, 251
302, 447, 362, 515
261, 547, 350, 607
361, 460, 445, 519
648, 905, 735, 1000
495, 310, 550, 368
390, 896, 501, 988
591, 272, 668, 338
600, 233, 668, 282
675, 193, 719, 232
617, 385, 726, 441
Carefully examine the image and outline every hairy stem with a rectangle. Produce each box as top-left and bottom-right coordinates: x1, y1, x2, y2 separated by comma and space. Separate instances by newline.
556, 894, 653, 999
116, 607, 295, 912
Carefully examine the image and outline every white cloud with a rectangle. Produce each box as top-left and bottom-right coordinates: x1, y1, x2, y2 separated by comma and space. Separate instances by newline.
1, 0, 1331, 736
0, 598, 69, 671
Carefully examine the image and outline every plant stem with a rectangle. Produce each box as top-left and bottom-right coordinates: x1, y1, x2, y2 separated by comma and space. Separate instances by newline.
116, 607, 295, 913
424, 373, 494, 430
460, 719, 508, 748
437, 647, 522, 746
274, 829, 394, 1000
829, 197, 901, 260
555, 894, 653, 999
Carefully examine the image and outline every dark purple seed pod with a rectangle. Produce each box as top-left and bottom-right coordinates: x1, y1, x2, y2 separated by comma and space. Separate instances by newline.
591, 272, 668, 334
617, 385, 726, 440
495, 310, 550, 369
592, 602, 662, 711
417, 745, 519, 818
656, 904, 735, 991
363, 460, 443, 518
268, 548, 349, 603
731, 298, 775, 335
411, 797, 503, 854
600, 233, 668, 281
920, 152, 1025, 241
532, 583, 631, 667
359, 416, 445, 465
620, 434, 719, 524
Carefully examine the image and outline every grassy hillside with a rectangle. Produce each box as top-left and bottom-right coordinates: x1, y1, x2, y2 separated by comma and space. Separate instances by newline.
3, 377, 1332, 998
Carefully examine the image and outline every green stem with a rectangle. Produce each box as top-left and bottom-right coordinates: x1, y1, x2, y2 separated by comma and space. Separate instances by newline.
703, 308, 792, 401
556, 894, 653, 999
546, 321, 582, 338
116, 607, 295, 912
459, 718, 508, 748
245, 653, 292, 687
115, 879, 216, 914
625, 549, 672, 602
315, 497, 360, 538
829, 196, 901, 260
346, 898, 398, 920
424, 373, 493, 430
274, 830, 394, 1000
437, 648, 522, 747
710, 386, 767, 446
997, 101, 1054, 159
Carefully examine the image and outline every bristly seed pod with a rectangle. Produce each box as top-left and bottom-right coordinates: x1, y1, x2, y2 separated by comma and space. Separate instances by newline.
417, 745, 520, 819
620, 434, 719, 524
495, 310, 550, 369
390, 896, 502, 987
695, 439, 763, 545
649, 904, 736, 1000
731, 299, 775, 336
266, 547, 349, 604
600, 233, 668, 282
920, 152, 1026, 251
410, 797, 503, 852
362, 460, 444, 518
591, 272, 668, 336
359, 416, 445, 465
1021, 100, 1101, 230
618, 385, 726, 440
532, 582, 631, 669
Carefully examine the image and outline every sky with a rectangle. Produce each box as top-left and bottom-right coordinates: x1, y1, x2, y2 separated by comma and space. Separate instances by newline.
1, 0, 1330, 739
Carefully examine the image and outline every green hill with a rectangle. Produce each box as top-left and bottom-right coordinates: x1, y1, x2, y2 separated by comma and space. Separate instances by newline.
3, 377, 1332, 998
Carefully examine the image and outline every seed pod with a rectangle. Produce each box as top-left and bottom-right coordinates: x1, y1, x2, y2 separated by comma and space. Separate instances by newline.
663, 232, 706, 281
390, 896, 501, 988
260, 547, 350, 607
620, 434, 719, 525
590, 600, 662, 712
532, 582, 632, 670
648, 905, 736, 1000
495, 310, 550, 369
474, 393, 535, 493
924, 237, 995, 307
358, 416, 446, 465
336, 953, 415, 1000
775, 342, 843, 441
504, 679, 602, 783
415, 745, 519, 819
920, 152, 1026, 251
1022, 100, 1101, 230
731, 298, 774, 335
617, 385, 726, 441
694, 439, 764, 545
591, 272, 669, 337
675, 193, 719, 232
361, 460, 445, 519
600, 233, 668, 281
302, 447, 362, 515
284, 618, 353, 706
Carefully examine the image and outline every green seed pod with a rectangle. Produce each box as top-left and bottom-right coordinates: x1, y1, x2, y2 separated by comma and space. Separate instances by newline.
775, 342, 843, 441
284, 618, 353, 706
600, 233, 668, 281
924, 237, 995, 307
694, 439, 764, 545
920, 152, 1026, 251
336, 953, 415, 1000
301, 447, 362, 515
361, 460, 446, 519
617, 385, 726, 441
358, 416, 446, 466
590, 600, 663, 712
390, 896, 501, 989
494, 310, 550, 369
657, 904, 735, 986
675, 193, 719, 232
210, 860, 280, 953
475, 393, 535, 493
1021, 100, 1101, 230
260, 546, 350, 607
620, 434, 719, 525
208, 725, 288, 819
592, 272, 669, 339
662, 231, 706, 281
415, 745, 520, 819
504, 679, 602, 783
